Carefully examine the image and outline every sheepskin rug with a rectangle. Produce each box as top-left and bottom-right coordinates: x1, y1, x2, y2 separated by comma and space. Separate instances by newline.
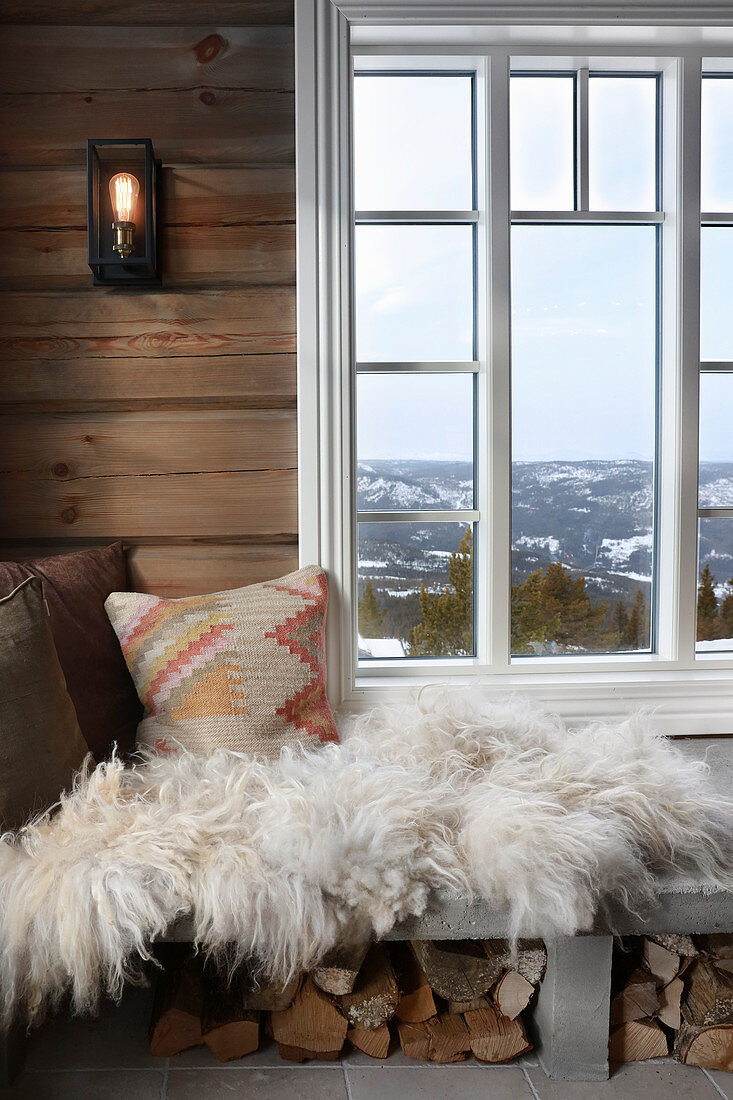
1, 688, 731, 1025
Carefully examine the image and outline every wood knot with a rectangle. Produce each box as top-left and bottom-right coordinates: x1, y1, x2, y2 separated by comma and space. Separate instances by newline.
60, 507, 77, 525
199, 90, 217, 106
194, 33, 227, 64
51, 461, 69, 479
83, 95, 92, 103
82, 434, 93, 444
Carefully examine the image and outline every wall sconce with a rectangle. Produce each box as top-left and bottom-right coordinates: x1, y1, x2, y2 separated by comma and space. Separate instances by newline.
87, 138, 161, 286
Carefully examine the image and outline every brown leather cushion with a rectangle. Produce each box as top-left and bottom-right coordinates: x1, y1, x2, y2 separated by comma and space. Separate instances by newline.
0, 544, 142, 759
0, 577, 90, 831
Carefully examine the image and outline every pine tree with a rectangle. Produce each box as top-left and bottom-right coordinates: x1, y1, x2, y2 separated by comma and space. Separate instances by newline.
358, 579, 385, 637
510, 563, 609, 653
697, 564, 718, 642
718, 579, 733, 642
410, 527, 473, 657
614, 600, 629, 646
511, 569, 560, 653
539, 562, 609, 650
625, 589, 646, 649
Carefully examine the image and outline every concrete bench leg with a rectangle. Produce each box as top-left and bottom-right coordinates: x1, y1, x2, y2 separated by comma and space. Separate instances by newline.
533, 934, 613, 1082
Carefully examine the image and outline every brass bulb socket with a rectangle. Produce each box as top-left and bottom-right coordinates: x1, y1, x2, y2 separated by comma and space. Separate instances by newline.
112, 220, 135, 258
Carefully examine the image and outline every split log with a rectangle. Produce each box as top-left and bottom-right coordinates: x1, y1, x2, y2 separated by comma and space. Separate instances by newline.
201, 966, 259, 1062
390, 943, 436, 1023
270, 976, 348, 1062
411, 940, 503, 1003
683, 956, 733, 1026
673, 955, 733, 1067
464, 1001, 532, 1063
515, 939, 548, 986
396, 1019, 431, 1061
675, 1020, 733, 1072
347, 1023, 391, 1059
494, 971, 535, 1020
312, 943, 370, 997
241, 971, 301, 1013
396, 1014, 470, 1064
424, 1013, 471, 1064
339, 943, 400, 1030
609, 1018, 669, 1062
277, 1043, 341, 1062
482, 938, 547, 987
642, 937, 680, 986
447, 995, 489, 1014
149, 951, 204, 1057
657, 977, 684, 1031
698, 934, 733, 975
648, 933, 698, 959
610, 968, 660, 1026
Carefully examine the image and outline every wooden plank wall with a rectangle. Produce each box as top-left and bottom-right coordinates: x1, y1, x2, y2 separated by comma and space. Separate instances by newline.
0, 1, 299, 596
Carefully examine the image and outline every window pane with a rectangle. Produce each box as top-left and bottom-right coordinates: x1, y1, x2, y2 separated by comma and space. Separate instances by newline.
702, 76, 733, 212
699, 372, 733, 507
355, 225, 474, 362
357, 522, 474, 658
701, 227, 733, 361
357, 375, 474, 510
511, 226, 656, 655
589, 76, 657, 211
354, 75, 473, 211
697, 518, 733, 653
510, 75, 575, 211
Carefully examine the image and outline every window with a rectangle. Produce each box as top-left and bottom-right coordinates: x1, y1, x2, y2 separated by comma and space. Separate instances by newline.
296, 6, 733, 731
354, 74, 478, 659
698, 74, 733, 654
511, 73, 659, 656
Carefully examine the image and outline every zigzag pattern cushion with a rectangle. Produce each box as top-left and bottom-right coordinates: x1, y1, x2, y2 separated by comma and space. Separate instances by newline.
104, 566, 339, 756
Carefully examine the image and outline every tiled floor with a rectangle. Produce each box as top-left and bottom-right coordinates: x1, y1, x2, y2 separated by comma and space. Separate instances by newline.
3, 984, 730, 1100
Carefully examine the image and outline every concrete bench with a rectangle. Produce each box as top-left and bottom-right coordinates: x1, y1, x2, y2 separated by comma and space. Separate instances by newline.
2, 738, 730, 1087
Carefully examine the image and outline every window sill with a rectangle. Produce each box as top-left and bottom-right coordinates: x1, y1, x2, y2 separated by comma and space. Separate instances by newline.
346, 665, 733, 735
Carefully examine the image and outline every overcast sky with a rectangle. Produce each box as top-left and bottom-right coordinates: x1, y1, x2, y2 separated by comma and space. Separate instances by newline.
353, 73, 732, 465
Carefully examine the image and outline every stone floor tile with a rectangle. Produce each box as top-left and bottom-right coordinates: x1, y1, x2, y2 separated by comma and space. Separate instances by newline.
346, 1065, 533, 1100
5, 1069, 165, 1100
166, 1066, 349, 1099
704, 1068, 732, 1099
528, 1061, 721, 1099
24, 984, 158, 1071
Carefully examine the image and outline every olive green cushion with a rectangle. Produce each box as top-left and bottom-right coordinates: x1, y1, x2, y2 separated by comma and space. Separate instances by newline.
0, 576, 89, 831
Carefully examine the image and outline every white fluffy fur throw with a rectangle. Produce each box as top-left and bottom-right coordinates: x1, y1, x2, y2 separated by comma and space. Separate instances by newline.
1, 688, 731, 1024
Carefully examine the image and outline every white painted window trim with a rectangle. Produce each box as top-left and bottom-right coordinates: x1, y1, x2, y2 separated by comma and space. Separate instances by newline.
295, 0, 733, 733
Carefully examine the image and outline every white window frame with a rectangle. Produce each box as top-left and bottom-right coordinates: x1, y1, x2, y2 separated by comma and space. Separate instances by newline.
295, 0, 733, 733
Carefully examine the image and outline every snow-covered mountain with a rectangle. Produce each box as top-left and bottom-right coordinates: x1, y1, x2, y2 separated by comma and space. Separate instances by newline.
357, 459, 733, 607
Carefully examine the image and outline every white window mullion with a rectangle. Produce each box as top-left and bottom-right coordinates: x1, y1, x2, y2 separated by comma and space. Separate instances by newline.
676, 54, 703, 664
576, 66, 590, 210
487, 50, 512, 670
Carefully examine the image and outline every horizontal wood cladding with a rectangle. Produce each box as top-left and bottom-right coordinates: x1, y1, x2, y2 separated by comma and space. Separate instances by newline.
0, 165, 296, 289
126, 542, 300, 596
0, 167, 295, 228
0, 288, 296, 359
0, 410, 297, 479
1, 87, 294, 167
0, 2, 294, 25
0, 354, 296, 413
0, 15, 299, 590
0, 470, 298, 539
0, 541, 300, 599
0, 27, 294, 94
0, 225, 295, 289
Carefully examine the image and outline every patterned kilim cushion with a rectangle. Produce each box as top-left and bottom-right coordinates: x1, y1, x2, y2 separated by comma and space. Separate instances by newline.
104, 567, 339, 756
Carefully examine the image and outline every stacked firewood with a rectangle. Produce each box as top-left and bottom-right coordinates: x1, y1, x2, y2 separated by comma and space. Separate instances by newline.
610, 933, 733, 1073
149, 939, 546, 1064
